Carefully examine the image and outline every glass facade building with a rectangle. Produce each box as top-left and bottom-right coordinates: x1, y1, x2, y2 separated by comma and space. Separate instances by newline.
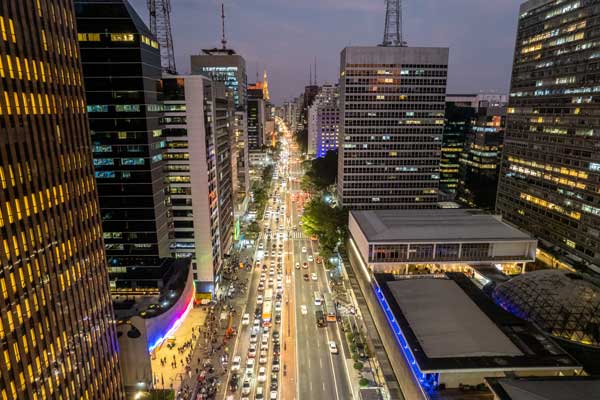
497, 0, 600, 269
75, 0, 170, 271
338, 46, 449, 209
0, 0, 124, 397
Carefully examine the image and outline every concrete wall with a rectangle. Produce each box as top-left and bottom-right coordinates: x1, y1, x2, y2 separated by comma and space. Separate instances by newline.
349, 213, 370, 264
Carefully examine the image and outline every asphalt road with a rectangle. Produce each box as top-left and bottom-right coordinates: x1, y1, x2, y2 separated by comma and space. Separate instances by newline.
287, 141, 354, 400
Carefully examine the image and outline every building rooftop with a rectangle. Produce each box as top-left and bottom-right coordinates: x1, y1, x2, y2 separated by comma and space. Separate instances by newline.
387, 278, 522, 359
375, 273, 580, 372
351, 209, 532, 243
485, 376, 600, 400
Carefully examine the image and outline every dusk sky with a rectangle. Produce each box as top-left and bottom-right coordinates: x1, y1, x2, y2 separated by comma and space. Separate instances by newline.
130, 0, 523, 104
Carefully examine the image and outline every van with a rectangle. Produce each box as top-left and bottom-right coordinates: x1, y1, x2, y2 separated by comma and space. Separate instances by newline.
314, 291, 322, 306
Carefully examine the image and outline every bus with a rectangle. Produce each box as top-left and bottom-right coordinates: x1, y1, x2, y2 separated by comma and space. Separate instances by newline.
323, 293, 337, 323
264, 288, 274, 301
315, 310, 325, 327
313, 291, 322, 306
262, 301, 272, 326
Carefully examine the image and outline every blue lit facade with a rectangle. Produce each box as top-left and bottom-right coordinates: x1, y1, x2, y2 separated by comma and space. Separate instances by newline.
315, 104, 340, 158
373, 283, 439, 394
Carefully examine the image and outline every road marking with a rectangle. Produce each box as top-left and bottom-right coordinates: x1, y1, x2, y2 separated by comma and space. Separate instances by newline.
323, 382, 326, 391
319, 359, 323, 368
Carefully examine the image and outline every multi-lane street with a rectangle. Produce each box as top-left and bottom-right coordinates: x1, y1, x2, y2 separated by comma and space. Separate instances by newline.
222, 123, 353, 400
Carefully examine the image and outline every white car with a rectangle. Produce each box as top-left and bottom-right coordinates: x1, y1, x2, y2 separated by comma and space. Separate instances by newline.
256, 387, 265, 400
329, 341, 338, 354
300, 305, 308, 315
307, 255, 313, 262
295, 262, 300, 269
257, 367, 267, 383
250, 333, 257, 343
301, 247, 307, 253
259, 350, 268, 364
241, 378, 251, 395
257, 295, 263, 305
242, 313, 250, 326
275, 301, 281, 312
232, 355, 241, 371
245, 358, 255, 375
311, 272, 318, 281
248, 344, 257, 358
270, 390, 278, 399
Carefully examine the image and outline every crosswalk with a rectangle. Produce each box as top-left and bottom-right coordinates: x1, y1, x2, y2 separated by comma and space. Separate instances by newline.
289, 231, 306, 240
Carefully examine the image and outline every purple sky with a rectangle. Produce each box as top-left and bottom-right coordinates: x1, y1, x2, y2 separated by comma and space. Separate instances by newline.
129, 0, 522, 104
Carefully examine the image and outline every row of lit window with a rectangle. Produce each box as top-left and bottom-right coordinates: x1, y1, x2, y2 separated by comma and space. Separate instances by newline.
0, 16, 16, 43
520, 192, 581, 220
0, 91, 85, 116
77, 32, 159, 49
521, 21, 585, 46
509, 164, 587, 189
0, 54, 82, 86
507, 156, 588, 179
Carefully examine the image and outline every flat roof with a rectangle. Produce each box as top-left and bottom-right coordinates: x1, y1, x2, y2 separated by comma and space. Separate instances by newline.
375, 273, 580, 372
486, 376, 600, 400
351, 209, 532, 243
387, 278, 523, 358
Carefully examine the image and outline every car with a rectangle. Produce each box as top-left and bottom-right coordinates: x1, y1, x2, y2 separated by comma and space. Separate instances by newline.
241, 378, 252, 395
303, 274, 309, 281
273, 343, 281, 355
270, 390, 278, 399
248, 344, 257, 358
275, 313, 281, 324
307, 255, 313, 262
245, 358, 255, 374
295, 262, 300, 269
250, 333, 257, 344
311, 272, 317, 281
272, 330, 280, 340
271, 251, 276, 256
232, 355, 242, 371
258, 243, 264, 250
242, 313, 250, 326
257, 367, 267, 383
302, 262, 308, 269
271, 359, 280, 373
253, 318, 261, 329
257, 284, 264, 292
255, 386, 265, 400
329, 341, 338, 354
301, 247, 307, 253
259, 350, 268, 364
275, 301, 281, 312
257, 295, 263, 305
270, 374, 278, 390
229, 372, 239, 392
300, 305, 308, 315
261, 335, 269, 346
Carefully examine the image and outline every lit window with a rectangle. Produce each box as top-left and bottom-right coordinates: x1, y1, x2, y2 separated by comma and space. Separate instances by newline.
110, 33, 134, 42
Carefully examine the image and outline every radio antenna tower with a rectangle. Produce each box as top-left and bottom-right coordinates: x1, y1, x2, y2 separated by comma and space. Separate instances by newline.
221, 3, 228, 49
147, 0, 177, 73
382, 0, 406, 47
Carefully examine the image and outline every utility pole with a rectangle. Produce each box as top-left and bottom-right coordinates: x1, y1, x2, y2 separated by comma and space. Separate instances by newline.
147, 0, 177, 73
381, 0, 406, 47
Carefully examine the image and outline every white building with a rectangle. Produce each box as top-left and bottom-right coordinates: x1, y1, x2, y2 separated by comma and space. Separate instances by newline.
162, 74, 233, 298
308, 84, 340, 158
338, 46, 449, 209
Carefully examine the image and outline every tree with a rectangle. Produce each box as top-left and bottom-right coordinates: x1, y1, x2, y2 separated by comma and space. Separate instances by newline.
301, 198, 348, 255
304, 150, 338, 192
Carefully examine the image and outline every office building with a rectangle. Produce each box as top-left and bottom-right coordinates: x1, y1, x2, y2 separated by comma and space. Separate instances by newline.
439, 102, 473, 198
308, 84, 340, 158
496, 0, 600, 271
338, 46, 449, 209
191, 49, 249, 220
0, 0, 124, 397
458, 105, 505, 209
76, 0, 169, 271
247, 97, 265, 149
161, 74, 234, 296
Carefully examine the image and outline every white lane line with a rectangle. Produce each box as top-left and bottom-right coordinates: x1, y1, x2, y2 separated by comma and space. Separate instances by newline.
319, 358, 323, 369
323, 382, 326, 392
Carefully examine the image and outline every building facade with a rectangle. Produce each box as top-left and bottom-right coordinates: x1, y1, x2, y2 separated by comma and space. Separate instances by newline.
338, 46, 449, 209
308, 84, 340, 158
496, 0, 600, 270
0, 0, 124, 397
76, 0, 170, 271
160, 75, 233, 296
440, 102, 474, 198
247, 97, 265, 149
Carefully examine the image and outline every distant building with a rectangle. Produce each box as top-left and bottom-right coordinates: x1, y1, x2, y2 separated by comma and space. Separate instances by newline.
308, 84, 340, 158
0, 1, 124, 397
496, 0, 600, 272
446, 93, 508, 109
458, 105, 506, 209
338, 46, 449, 209
160, 74, 234, 298
247, 97, 265, 149
77, 0, 170, 271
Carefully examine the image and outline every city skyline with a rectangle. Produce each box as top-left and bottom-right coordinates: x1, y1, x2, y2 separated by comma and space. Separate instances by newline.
129, 0, 522, 103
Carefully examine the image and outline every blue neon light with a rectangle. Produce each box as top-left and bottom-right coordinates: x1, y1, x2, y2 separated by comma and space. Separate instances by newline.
374, 284, 439, 393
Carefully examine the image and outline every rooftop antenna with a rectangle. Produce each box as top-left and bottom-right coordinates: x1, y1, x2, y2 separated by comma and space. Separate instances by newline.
220, 3, 227, 49
381, 0, 407, 47
309, 64, 312, 86
147, 0, 177, 73
314, 56, 317, 86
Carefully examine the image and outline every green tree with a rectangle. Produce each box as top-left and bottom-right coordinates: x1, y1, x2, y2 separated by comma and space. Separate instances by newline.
301, 198, 348, 254
303, 150, 338, 192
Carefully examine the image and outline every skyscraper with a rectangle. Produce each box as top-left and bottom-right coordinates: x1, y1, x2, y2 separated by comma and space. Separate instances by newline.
308, 84, 340, 158
75, 0, 170, 270
161, 74, 233, 297
338, 46, 449, 209
0, 0, 123, 398
497, 0, 600, 270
